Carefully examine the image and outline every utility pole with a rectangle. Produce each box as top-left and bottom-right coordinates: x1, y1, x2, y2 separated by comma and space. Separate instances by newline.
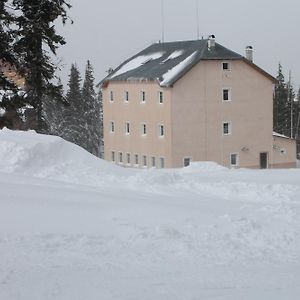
196, 0, 200, 40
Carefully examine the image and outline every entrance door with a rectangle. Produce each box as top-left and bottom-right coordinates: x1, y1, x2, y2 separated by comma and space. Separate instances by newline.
260, 152, 268, 169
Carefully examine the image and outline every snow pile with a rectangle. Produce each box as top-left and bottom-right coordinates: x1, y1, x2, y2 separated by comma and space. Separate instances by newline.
0, 129, 300, 300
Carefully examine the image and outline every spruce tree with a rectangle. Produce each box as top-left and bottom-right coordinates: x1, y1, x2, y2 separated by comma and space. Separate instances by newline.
81, 60, 101, 156
11, 0, 71, 131
59, 64, 86, 147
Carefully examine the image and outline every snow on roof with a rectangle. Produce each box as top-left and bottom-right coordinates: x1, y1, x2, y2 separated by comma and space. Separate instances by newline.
273, 132, 291, 139
161, 50, 185, 63
160, 51, 197, 86
110, 52, 165, 79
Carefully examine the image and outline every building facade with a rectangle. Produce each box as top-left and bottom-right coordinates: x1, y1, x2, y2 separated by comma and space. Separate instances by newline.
101, 37, 296, 168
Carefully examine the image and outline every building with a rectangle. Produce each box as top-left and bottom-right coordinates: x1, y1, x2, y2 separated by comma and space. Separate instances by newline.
101, 36, 296, 169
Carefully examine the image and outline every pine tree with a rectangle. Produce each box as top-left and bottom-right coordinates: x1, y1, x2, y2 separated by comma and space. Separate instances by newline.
81, 60, 101, 156
11, 0, 71, 132
59, 64, 86, 147
273, 63, 289, 136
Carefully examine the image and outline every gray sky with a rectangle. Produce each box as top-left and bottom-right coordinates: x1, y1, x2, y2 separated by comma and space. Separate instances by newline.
57, 0, 300, 90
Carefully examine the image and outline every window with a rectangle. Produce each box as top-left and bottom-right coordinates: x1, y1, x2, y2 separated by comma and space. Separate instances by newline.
230, 153, 239, 167
141, 123, 147, 136
184, 157, 191, 167
158, 91, 164, 104
141, 91, 146, 103
134, 154, 139, 165
110, 121, 115, 133
125, 122, 130, 134
126, 153, 131, 164
223, 122, 231, 135
222, 62, 230, 71
159, 157, 165, 168
119, 152, 123, 163
151, 156, 156, 167
109, 90, 114, 102
222, 88, 230, 101
143, 155, 147, 167
159, 124, 164, 137
124, 91, 129, 102
111, 151, 115, 162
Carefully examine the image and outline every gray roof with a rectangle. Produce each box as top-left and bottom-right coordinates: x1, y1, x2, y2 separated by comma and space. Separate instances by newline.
101, 39, 275, 87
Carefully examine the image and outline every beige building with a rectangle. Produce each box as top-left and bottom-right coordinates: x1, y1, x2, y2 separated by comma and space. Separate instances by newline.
101, 37, 296, 169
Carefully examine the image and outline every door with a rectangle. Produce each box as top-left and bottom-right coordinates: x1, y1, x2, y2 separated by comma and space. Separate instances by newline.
260, 152, 268, 169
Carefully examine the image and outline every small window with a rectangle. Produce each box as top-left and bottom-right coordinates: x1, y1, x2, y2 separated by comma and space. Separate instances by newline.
143, 155, 147, 167
134, 154, 139, 165
111, 151, 115, 162
223, 122, 231, 135
119, 152, 123, 163
141, 91, 146, 103
159, 157, 165, 168
141, 123, 147, 136
125, 122, 130, 134
126, 153, 131, 164
109, 90, 114, 102
223, 89, 230, 101
222, 62, 230, 71
230, 153, 239, 167
110, 121, 115, 133
151, 156, 156, 167
158, 91, 164, 104
124, 91, 129, 102
159, 124, 164, 137
184, 157, 191, 167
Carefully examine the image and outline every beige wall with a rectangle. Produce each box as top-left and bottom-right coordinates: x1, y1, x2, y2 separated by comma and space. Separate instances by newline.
171, 59, 274, 168
103, 81, 173, 168
270, 136, 297, 168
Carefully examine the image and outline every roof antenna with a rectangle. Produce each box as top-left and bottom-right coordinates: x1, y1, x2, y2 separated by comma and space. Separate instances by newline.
196, 0, 200, 40
161, 0, 165, 42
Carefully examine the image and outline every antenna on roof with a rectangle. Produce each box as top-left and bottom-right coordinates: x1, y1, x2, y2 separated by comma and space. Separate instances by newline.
161, 0, 165, 42
195, 0, 200, 40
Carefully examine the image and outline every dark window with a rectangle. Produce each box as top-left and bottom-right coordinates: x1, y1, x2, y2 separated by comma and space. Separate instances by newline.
222, 62, 229, 70
184, 158, 191, 167
223, 89, 229, 101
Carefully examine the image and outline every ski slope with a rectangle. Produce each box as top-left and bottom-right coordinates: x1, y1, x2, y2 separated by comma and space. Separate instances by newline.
0, 129, 299, 300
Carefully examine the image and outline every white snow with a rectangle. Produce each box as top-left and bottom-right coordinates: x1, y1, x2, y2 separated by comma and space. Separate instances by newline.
273, 131, 291, 139
110, 52, 165, 78
0, 128, 300, 300
160, 51, 198, 86
161, 50, 184, 62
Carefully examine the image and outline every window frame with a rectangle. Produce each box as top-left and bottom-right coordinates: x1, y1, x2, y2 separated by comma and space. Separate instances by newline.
109, 121, 115, 133
126, 153, 131, 165
125, 122, 130, 135
222, 88, 231, 102
159, 157, 165, 168
111, 151, 115, 162
140, 123, 147, 136
223, 121, 231, 136
151, 156, 156, 167
134, 154, 139, 166
222, 61, 230, 71
140, 91, 146, 103
158, 124, 165, 138
109, 90, 114, 102
124, 90, 129, 103
158, 91, 164, 104
230, 153, 239, 167
142, 155, 147, 167
119, 152, 123, 164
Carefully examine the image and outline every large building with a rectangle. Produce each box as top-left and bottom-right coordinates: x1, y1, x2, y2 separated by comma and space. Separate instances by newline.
101, 36, 296, 168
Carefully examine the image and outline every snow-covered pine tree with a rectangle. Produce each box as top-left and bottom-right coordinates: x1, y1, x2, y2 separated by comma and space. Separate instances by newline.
12, 0, 71, 132
273, 63, 289, 136
81, 60, 101, 156
59, 64, 87, 147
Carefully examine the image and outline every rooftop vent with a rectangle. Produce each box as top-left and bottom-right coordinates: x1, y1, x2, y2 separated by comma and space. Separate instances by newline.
208, 35, 216, 50
245, 46, 253, 62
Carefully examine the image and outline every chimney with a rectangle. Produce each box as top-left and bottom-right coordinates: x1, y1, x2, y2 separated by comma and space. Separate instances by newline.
208, 35, 216, 50
245, 46, 253, 62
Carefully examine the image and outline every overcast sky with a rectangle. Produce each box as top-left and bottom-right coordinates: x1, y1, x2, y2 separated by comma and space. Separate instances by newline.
57, 0, 300, 90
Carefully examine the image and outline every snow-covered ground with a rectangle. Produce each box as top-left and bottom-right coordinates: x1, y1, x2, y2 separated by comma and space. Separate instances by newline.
0, 129, 300, 300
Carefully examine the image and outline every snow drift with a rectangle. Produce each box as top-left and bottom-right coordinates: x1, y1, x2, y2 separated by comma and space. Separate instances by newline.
0, 129, 300, 300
